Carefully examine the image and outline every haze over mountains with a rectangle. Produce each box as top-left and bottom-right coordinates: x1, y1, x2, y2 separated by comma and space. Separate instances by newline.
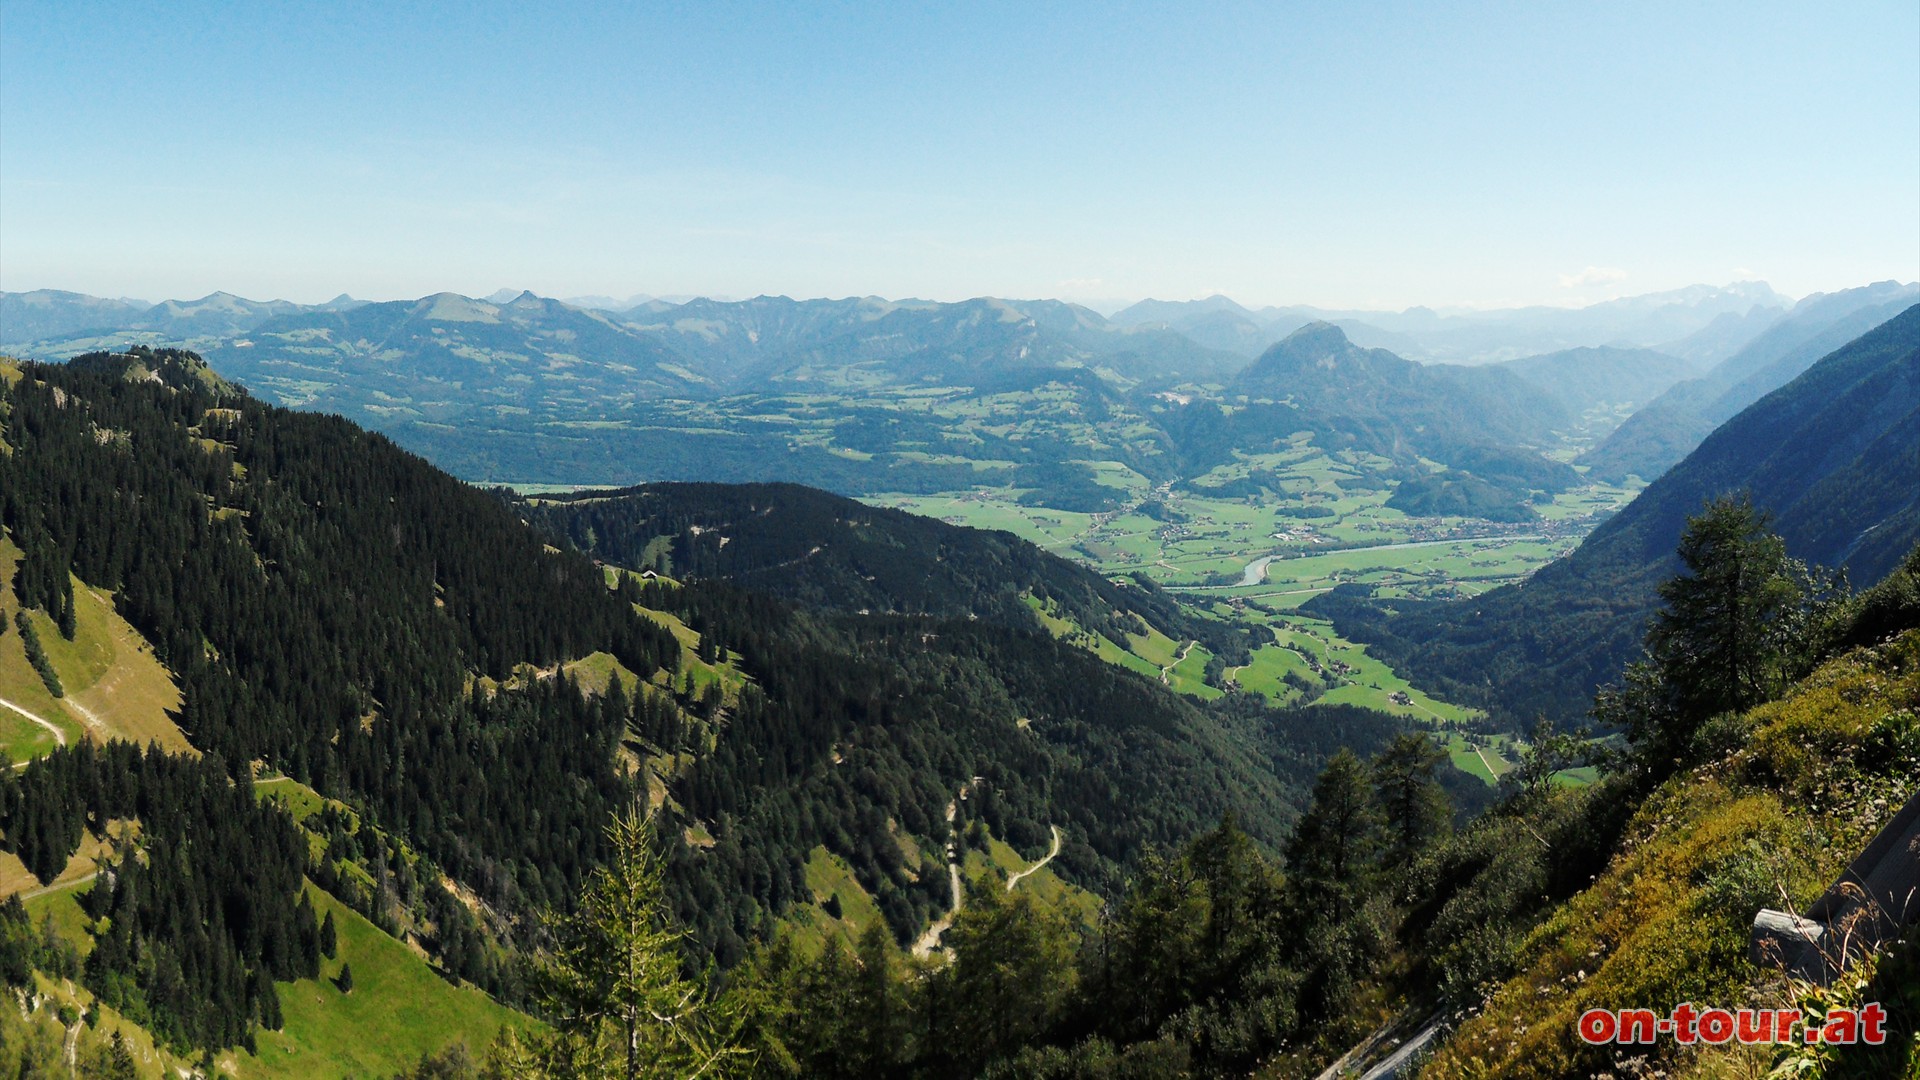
1107, 280, 1793, 363
1577, 279, 1920, 481
5, 279, 1910, 508
1314, 301, 1920, 721
0, 278, 1820, 377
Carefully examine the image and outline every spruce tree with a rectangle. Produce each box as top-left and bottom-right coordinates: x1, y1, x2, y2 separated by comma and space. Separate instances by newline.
1370, 732, 1449, 868
1596, 494, 1831, 771
1284, 748, 1381, 924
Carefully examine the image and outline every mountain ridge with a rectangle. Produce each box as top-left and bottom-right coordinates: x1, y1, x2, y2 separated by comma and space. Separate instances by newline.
1309, 302, 1920, 722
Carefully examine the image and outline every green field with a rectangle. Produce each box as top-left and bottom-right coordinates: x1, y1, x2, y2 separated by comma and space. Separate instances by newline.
866, 423, 1644, 727
966, 835, 1103, 929
1442, 732, 1520, 784
232, 884, 526, 1079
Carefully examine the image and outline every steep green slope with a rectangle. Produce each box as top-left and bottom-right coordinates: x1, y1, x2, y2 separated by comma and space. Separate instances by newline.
1420, 627, 1920, 1080
1311, 304, 1920, 723
234, 884, 523, 1079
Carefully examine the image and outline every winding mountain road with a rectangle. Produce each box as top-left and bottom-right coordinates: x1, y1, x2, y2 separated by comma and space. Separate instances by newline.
911, 785, 1064, 957
911, 797, 965, 958
1160, 641, 1196, 685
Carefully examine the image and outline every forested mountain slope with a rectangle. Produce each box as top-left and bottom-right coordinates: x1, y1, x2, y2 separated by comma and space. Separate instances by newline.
1580, 281, 1919, 481
520, 480, 1246, 657
0, 346, 1423, 1067
1495, 345, 1701, 416
1, 345, 677, 918
1310, 303, 1920, 723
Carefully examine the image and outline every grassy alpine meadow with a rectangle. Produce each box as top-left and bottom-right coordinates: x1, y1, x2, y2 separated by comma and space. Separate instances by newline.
229, 884, 527, 1080
0, 537, 190, 763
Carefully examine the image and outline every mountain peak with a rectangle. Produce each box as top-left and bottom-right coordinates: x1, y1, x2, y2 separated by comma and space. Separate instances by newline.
1276, 320, 1352, 353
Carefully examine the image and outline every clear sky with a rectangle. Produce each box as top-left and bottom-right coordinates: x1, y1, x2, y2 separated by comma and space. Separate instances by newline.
3, 1, 1916, 310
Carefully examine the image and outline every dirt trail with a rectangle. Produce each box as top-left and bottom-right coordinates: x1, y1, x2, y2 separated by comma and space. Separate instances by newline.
1005, 825, 1063, 891
0, 695, 68, 747
1160, 640, 1196, 685
911, 780, 1065, 956
1472, 743, 1501, 780
63, 694, 109, 737
17, 870, 100, 902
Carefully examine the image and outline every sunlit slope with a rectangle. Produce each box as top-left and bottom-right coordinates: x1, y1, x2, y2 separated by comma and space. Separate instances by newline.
230, 884, 525, 1080
1422, 630, 1920, 1079
0, 536, 188, 764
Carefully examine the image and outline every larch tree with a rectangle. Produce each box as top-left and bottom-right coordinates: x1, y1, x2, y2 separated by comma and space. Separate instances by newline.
496, 808, 749, 1080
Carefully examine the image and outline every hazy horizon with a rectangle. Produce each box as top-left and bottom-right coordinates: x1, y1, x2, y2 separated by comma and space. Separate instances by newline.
0, 277, 1854, 320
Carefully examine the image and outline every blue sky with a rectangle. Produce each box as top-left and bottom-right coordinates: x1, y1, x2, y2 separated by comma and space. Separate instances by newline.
3, 1, 1915, 309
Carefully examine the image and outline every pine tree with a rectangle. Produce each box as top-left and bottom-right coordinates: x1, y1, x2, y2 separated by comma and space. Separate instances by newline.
337, 962, 354, 994
1596, 494, 1832, 771
320, 909, 338, 959
1652, 495, 1804, 719
103, 1030, 139, 1080
935, 880, 1074, 1074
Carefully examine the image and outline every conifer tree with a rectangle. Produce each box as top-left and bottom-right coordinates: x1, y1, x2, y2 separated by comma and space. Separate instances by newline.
1284, 748, 1381, 924
1597, 494, 1835, 771
495, 808, 749, 1079
1370, 732, 1449, 868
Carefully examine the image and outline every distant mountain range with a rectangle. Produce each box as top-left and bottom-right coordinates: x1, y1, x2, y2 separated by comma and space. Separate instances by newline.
1311, 300, 1920, 722
1494, 346, 1705, 417
1, 289, 1248, 411
1577, 281, 1920, 481
4, 281, 1909, 500
1232, 321, 1569, 453
1110, 281, 1793, 364
1, 280, 1824, 391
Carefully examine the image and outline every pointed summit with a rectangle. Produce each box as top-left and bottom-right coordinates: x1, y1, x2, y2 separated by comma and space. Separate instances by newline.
1235, 321, 1406, 393
1269, 320, 1355, 361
